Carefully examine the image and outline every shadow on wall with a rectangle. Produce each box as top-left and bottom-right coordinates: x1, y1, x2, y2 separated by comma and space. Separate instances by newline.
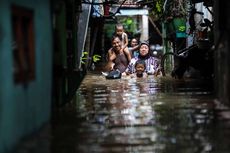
0, 25, 3, 42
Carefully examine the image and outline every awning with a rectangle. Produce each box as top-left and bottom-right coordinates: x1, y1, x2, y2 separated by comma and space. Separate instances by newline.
115, 9, 148, 16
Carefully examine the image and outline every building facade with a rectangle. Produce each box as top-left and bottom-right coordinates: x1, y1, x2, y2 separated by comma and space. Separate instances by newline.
0, 0, 53, 152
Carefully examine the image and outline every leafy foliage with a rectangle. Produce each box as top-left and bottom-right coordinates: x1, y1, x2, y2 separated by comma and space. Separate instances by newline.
81, 52, 101, 64
146, 0, 189, 21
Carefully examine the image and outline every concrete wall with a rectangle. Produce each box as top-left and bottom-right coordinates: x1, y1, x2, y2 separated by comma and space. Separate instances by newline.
214, 0, 230, 106
0, 0, 53, 152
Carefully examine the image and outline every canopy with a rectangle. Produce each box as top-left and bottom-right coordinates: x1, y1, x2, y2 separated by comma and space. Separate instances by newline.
115, 9, 148, 16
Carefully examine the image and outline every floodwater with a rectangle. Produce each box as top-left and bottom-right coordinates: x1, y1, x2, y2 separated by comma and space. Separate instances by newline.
54, 72, 230, 153
15, 72, 230, 153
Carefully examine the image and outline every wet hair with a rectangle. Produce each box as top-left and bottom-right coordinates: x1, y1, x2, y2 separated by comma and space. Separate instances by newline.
111, 35, 121, 42
135, 60, 146, 78
130, 38, 139, 44
135, 60, 146, 69
115, 23, 124, 30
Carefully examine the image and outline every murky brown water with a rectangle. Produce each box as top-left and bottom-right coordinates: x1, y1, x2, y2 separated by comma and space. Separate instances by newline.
51, 72, 229, 153
14, 72, 230, 153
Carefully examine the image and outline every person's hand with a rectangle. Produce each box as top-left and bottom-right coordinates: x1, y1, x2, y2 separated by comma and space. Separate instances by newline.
124, 71, 131, 76
104, 61, 114, 71
155, 69, 162, 77
122, 72, 127, 76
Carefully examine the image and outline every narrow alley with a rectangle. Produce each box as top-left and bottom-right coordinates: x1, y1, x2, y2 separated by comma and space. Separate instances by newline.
2, 1, 230, 153
13, 72, 230, 153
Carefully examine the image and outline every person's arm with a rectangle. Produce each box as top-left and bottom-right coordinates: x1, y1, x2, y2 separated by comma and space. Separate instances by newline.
123, 47, 132, 62
121, 32, 129, 51
124, 58, 136, 75
129, 45, 139, 52
105, 48, 116, 71
143, 72, 148, 78
145, 58, 156, 75
108, 48, 116, 61
148, 57, 161, 75
124, 33, 129, 49
154, 58, 162, 76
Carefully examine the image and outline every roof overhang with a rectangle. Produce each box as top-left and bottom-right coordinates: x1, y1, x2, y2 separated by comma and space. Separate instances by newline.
115, 9, 148, 16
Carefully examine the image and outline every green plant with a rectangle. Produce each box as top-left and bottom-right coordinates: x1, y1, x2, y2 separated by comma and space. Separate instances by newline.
92, 54, 101, 63
81, 52, 88, 64
81, 51, 101, 64
146, 0, 164, 20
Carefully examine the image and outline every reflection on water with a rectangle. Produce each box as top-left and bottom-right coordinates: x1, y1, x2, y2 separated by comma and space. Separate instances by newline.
57, 73, 230, 153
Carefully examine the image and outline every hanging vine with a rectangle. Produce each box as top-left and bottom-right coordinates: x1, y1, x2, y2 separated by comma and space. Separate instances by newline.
142, 0, 190, 22
141, 0, 164, 20
163, 0, 190, 19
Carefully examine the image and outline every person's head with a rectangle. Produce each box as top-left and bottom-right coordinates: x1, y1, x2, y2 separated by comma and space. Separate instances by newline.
139, 41, 150, 58
130, 38, 138, 47
115, 23, 124, 36
111, 35, 122, 51
135, 60, 146, 77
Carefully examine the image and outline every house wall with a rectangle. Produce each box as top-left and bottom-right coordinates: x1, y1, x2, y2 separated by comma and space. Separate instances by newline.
214, 0, 230, 106
0, 0, 53, 152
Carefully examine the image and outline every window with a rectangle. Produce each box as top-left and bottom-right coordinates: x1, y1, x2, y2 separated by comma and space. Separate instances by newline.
11, 5, 35, 84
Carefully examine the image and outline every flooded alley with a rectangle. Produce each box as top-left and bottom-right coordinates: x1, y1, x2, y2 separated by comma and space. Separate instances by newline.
14, 72, 230, 153
68, 73, 230, 153
3, 1, 230, 153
